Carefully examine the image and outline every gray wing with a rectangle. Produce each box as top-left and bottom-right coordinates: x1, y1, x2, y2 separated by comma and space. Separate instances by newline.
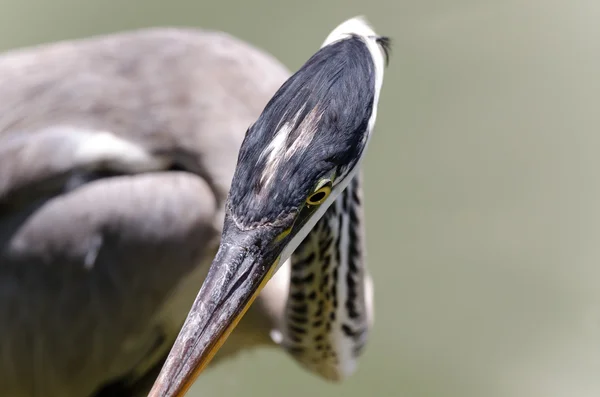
0, 28, 290, 397
1, 171, 218, 397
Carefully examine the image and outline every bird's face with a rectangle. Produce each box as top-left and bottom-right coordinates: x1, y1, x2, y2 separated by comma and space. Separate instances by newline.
149, 16, 389, 397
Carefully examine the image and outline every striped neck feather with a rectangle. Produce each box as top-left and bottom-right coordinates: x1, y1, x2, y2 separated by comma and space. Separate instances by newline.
280, 173, 374, 381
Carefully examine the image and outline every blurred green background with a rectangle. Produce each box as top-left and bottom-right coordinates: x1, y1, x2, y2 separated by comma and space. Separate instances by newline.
2, 1, 600, 396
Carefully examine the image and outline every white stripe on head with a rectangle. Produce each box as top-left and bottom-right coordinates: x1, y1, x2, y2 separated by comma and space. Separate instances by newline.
258, 105, 323, 190
321, 16, 386, 145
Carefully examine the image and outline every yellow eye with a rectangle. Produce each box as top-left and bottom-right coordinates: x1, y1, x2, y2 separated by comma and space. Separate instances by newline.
306, 185, 331, 206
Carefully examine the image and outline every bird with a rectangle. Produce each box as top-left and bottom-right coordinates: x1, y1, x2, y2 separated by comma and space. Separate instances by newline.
0, 16, 389, 397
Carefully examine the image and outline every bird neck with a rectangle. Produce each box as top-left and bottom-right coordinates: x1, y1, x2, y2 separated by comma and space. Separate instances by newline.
278, 170, 374, 381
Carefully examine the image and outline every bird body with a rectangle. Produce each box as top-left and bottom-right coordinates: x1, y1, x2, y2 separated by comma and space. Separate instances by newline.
0, 27, 290, 397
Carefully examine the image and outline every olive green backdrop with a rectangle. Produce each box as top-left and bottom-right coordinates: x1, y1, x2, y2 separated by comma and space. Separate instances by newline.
1, 1, 599, 396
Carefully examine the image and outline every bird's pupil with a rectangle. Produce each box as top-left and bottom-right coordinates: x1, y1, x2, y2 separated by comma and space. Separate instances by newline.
310, 191, 326, 203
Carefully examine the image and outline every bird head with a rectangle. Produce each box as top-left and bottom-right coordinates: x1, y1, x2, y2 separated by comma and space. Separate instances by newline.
149, 16, 390, 397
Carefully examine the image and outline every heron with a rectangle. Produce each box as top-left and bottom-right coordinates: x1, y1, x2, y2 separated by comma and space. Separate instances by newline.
0, 16, 389, 397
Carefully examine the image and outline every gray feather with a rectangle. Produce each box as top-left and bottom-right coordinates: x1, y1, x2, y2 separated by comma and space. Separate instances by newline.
0, 28, 290, 397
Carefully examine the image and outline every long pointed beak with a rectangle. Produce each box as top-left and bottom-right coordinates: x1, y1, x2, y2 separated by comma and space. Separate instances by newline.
148, 222, 281, 397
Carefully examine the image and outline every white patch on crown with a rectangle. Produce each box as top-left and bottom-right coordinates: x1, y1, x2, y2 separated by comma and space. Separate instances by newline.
258, 105, 323, 191
321, 16, 386, 147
